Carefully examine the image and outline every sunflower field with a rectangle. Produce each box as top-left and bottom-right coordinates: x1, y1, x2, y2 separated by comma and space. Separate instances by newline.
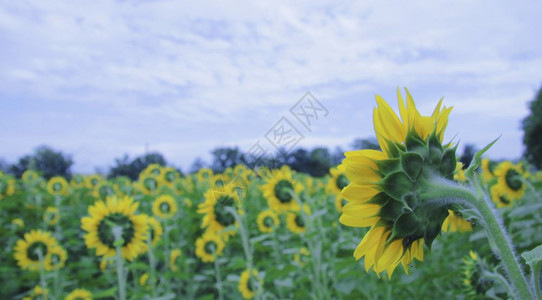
1, 91, 542, 299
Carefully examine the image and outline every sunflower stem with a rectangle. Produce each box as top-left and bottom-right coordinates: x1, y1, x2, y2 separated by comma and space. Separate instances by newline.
146, 233, 157, 297
214, 255, 224, 300
425, 179, 534, 299
36, 248, 48, 300
112, 226, 127, 300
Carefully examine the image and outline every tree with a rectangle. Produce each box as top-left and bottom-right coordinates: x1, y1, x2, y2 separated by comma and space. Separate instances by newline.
351, 137, 380, 150
108, 152, 167, 180
9, 146, 73, 179
522, 85, 542, 169
210, 147, 244, 173
189, 157, 207, 174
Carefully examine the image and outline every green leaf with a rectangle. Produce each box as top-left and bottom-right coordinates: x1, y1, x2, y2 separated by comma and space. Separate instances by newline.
465, 136, 500, 179
92, 287, 118, 299
521, 245, 542, 269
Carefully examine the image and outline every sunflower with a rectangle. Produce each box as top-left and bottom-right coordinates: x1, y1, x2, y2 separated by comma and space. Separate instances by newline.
256, 210, 279, 233
260, 167, 303, 212
490, 184, 513, 208
14, 229, 59, 271
153, 195, 178, 219
22, 170, 40, 184
146, 216, 163, 246
462, 251, 496, 297
139, 173, 160, 195
139, 272, 150, 287
196, 168, 214, 182
44, 245, 67, 270
0, 176, 16, 199
47, 176, 70, 196
170, 248, 182, 271
43, 207, 59, 226
160, 167, 180, 188
334, 195, 348, 213
339, 88, 454, 277
454, 162, 467, 182
195, 232, 225, 263
22, 285, 48, 300
326, 167, 349, 195
238, 269, 262, 299
85, 174, 103, 189
293, 247, 311, 266
442, 210, 472, 233
286, 205, 311, 234
65, 288, 93, 300
198, 184, 241, 237
142, 163, 163, 177
92, 181, 115, 200
81, 196, 148, 261
493, 161, 526, 201
70, 174, 86, 189
480, 158, 497, 183
12, 218, 24, 229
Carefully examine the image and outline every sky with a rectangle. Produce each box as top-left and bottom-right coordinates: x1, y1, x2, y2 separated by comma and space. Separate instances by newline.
1, 0, 541, 173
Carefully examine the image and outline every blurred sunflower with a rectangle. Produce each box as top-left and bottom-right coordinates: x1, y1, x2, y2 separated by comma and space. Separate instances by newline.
139, 272, 150, 288
12, 218, 24, 229
256, 210, 279, 233
326, 167, 349, 195
480, 158, 497, 183
0, 176, 16, 199
65, 288, 93, 300
47, 176, 70, 196
490, 184, 513, 208
454, 162, 467, 182
442, 210, 472, 233
43, 207, 59, 226
195, 232, 225, 263
14, 229, 59, 271
238, 269, 261, 299
22, 285, 48, 300
44, 245, 67, 271
85, 174, 103, 190
152, 195, 178, 219
494, 161, 526, 201
198, 184, 241, 237
286, 205, 311, 234
92, 181, 115, 200
160, 167, 180, 188
340, 88, 454, 277
81, 196, 148, 261
260, 167, 303, 212
293, 247, 311, 266
139, 173, 160, 195
146, 216, 163, 246
22, 170, 40, 184
170, 248, 182, 271
196, 168, 214, 182
142, 164, 163, 177
70, 174, 86, 189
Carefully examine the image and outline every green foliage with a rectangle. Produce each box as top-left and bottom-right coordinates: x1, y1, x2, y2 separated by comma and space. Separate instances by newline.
8, 145, 73, 179
522, 85, 542, 169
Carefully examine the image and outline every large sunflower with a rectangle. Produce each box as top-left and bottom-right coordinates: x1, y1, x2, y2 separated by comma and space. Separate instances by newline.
198, 184, 241, 237
339, 88, 455, 277
260, 166, 303, 212
493, 161, 526, 201
152, 194, 178, 219
14, 229, 59, 271
238, 269, 262, 299
256, 210, 279, 233
81, 196, 148, 261
195, 232, 225, 263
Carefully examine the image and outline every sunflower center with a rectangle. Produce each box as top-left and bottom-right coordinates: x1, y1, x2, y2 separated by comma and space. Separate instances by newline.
160, 202, 171, 213
165, 172, 175, 182
91, 178, 99, 186
49, 254, 61, 266
294, 215, 305, 227
97, 213, 135, 248
263, 216, 274, 228
274, 180, 294, 203
499, 195, 510, 205
335, 174, 349, 190
53, 183, 62, 191
204, 241, 217, 254
505, 169, 523, 191
27, 241, 48, 261
214, 196, 235, 226
143, 178, 158, 191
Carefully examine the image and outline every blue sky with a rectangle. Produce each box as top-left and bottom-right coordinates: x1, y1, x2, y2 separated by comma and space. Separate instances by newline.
1, 1, 541, 173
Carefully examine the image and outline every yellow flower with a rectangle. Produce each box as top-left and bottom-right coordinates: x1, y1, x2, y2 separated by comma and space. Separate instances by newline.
340, 88, 454, 278
65, 288, 93, 300
85, 174, 103, 189
160, 167, 180, 188
142, 164, 163, 177
43, 207, 60, 226
139, 173, 160, 195
12, 218, 24, 228
480, 158, 497, 183
260, 167, 303, 213
44, 245, 67, 270
0, 177, 16, 199
238, 269, 262, 299
454, 162, 467, 182
92, 181, 115, 200
326, 167, 349, 195
152, 195, 178, 219
293, 247, 310, 266
170, 248, 182, 271
23, 285, 48, 300
195, 232, 225, 263
81, 196, 148, 261
442, 210, 472, 233
198, 184, 241, 237
22, 170, 40, 184
139, 272, 149, 287
286, 205, 311, 234
490, 184, 514, 208
256, 210, 279, 233
47, 176, 70, 196
334, 194, 347, 213
146, 216, 163, 246
196, 168, 214, 182
70, 174, 86, 189
494, 161, 526, 201
14, 229, 59, 271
